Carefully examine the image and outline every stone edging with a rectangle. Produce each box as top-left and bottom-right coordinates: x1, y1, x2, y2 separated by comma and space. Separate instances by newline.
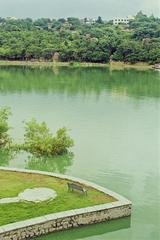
0, 167, 132, 240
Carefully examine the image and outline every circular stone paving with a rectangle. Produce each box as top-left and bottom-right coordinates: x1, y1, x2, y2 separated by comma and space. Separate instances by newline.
18, 188, 57, 202
0, 188, 57, 204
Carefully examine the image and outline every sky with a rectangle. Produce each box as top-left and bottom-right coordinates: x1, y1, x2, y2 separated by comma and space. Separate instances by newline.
0, 0, 159, 19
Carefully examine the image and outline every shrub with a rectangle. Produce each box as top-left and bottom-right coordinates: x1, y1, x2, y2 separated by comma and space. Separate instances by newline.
0, 149, 15, 166
0, 107, 12, 149
23, 119, 74, 156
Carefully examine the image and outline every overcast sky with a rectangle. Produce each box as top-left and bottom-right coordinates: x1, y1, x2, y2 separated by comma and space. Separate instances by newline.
0, 0, 159, 19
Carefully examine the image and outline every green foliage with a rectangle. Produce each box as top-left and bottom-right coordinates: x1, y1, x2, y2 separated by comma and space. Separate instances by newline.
130, 12, 160, 40
0, 149, 15, 166
0, 107, 12, 149
23, 119, 74, 156
0, 107, 74, 156
0, 13, 159, 63
67, 17, 81, 29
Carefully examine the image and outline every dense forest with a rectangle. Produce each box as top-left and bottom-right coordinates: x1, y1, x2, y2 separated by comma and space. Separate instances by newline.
0, 11, 159, 64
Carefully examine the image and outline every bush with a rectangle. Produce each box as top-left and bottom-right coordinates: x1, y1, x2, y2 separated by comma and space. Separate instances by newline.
0, 107, 12, 149
0, 149, 15, 166
23, 119, 74, 156
0, 107, 74, 156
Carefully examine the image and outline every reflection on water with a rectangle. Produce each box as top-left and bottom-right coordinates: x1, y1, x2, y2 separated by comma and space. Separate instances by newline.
0, 151, 74, 174
26, 153, 74, 174
0, 66, 159, 98
36, 217, 131, 240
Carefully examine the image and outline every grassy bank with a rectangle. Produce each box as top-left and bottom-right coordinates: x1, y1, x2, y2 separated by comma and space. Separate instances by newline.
0, 60, 153, 69
0, 60, 107, 68
0, 170, 116, 226
109, 61, 153, 70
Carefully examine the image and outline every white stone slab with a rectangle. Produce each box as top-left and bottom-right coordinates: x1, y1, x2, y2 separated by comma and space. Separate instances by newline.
0, 188, 57, 204
18, 188, 57, 202
0, 197, 19, 204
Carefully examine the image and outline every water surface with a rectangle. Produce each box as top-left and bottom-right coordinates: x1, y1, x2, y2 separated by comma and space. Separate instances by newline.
0, 66, 159, 240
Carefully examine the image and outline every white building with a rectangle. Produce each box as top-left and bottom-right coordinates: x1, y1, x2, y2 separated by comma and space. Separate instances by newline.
81, 18, 95, 25
6, 16, 18, 20
113, 16, 134, 25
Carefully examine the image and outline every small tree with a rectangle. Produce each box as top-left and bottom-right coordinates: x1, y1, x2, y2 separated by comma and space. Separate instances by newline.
24, 119, 74, 156
0, 107, 12, 149
96, 16, 103, 24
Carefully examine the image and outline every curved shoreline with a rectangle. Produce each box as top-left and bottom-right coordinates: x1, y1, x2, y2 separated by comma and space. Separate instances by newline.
0, 167, 132, 240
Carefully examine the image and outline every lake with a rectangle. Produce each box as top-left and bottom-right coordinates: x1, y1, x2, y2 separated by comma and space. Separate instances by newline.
0, 66, 159, 240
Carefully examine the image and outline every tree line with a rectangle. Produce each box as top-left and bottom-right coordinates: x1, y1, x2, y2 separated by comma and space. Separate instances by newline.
0, 11, 159, 64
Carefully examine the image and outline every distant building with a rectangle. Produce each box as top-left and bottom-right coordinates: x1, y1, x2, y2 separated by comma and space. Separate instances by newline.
6, 16, 18, 20
47, 22, 52, 29
81, 18, 95, 25
113, 16, 134, 25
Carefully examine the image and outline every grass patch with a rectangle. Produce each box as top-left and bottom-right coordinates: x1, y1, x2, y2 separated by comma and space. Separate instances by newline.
0, 170, 116, 226
0, 60, 153, 69
0, 60, 107, 68
110, 61, 152, 70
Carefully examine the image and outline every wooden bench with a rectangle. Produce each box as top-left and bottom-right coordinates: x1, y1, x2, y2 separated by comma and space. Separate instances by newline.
67, 182, 87, 195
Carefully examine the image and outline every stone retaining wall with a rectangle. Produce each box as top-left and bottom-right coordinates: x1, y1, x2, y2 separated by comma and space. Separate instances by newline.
0, 167, 132, 240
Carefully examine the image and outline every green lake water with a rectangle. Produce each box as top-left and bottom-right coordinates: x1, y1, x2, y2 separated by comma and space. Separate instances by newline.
0, 66, 159, 240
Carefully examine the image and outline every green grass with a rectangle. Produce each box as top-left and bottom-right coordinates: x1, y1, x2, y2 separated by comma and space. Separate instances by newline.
0, 60, 152, 69
0, 60, 107, 68
0, 170, 116, 226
